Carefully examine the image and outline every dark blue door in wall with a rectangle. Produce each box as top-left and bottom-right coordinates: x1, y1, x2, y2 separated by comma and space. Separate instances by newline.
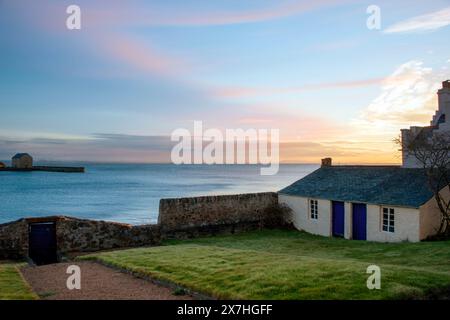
352, 203, 367, 240
332, 201, 345, 237
29, 222, 57, 265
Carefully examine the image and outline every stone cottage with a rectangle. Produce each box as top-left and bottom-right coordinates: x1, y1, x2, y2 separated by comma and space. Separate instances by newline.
12, 153, 33, 169
279, 163, 448, 242
279, 81, 450, 243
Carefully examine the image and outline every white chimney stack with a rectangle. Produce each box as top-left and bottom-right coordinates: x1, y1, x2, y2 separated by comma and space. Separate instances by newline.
432, 80, 450, 130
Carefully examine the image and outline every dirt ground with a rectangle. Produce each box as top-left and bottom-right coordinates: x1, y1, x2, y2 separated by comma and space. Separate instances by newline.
20, 261, 193, 300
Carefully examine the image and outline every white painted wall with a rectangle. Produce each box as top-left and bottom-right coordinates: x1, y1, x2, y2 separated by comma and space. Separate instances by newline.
278, 194, 331, 237
279, 194, 422, 242
344, 202, 352, 239
366, 205, 420, 242
434, 85, 450, 128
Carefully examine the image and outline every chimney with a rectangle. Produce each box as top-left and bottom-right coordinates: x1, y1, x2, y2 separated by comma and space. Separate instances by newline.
321, 157, 332, 167
437, 80, 450, 121
443, 80, 450, 89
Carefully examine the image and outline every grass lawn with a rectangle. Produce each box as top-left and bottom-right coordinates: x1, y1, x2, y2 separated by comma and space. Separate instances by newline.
80, 230, 450, 300
0, 262, 37, 300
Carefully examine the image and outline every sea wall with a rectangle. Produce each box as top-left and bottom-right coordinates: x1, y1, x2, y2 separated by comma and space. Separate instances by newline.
0, 166, 84, 173
159, 192, 285, 238
0, 216, 161, 260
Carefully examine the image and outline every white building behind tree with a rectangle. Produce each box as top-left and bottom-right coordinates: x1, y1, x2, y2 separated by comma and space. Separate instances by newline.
401, 80, 450, 168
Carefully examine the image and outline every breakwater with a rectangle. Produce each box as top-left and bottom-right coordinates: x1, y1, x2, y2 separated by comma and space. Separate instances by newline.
0, 166, 85, 173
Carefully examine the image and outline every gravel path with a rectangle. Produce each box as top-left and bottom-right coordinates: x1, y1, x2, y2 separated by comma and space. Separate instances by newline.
20, 261, 193, 300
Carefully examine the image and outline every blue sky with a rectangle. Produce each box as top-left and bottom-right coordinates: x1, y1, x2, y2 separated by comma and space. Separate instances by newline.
1, 0, 450, 163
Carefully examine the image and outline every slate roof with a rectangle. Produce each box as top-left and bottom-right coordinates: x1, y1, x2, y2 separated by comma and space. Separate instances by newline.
12, 153, 31, 159
279, 166, 440, 208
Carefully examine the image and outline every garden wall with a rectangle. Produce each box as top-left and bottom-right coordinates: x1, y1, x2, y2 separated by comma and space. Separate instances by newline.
0, 192, 288, 261
0, 216, 161, 260
0, 219, 28, 259
55, 217, 160, 254
158, 192, 284, 238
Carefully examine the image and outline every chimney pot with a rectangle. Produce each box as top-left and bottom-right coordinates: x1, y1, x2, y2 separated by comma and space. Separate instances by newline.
443, 80, 450, 89
321, 157, 332, 167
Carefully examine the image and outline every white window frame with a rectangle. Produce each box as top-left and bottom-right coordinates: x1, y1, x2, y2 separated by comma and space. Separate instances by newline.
309, 199, 318, 220
382, 207, 395, 233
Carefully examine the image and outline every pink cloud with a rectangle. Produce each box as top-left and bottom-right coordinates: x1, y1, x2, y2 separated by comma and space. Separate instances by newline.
200, 102, 349, 141
211, 77, 385, 98
96, 32, 188, 77
4, 1, 188, 78
82, 0, 353, 28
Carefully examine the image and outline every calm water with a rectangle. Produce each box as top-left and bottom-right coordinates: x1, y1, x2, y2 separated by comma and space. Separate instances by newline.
0, 163, 317, 225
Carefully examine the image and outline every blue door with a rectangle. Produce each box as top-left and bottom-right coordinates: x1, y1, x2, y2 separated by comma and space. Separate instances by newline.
352, 203, 367, 240
29, 222, 57, 265
332, 201, 345, 237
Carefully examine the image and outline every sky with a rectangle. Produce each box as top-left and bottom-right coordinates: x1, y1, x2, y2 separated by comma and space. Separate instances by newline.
1, 0, 450, 164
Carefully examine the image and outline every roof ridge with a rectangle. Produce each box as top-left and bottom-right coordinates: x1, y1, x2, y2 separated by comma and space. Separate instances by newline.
322, 165, 417, 169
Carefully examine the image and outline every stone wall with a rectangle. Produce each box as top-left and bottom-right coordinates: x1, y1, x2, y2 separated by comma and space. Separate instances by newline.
0, 216, 161, 260
0, 192, 287, 261
55, 217, 160, 254
0, 219, 28, 259
159, 192, 284, 238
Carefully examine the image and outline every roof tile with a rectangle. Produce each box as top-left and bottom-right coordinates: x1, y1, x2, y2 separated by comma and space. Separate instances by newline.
279, 166, 439, 208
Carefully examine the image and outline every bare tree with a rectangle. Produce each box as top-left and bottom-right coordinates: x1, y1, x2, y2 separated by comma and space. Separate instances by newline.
396, 130, 450, 237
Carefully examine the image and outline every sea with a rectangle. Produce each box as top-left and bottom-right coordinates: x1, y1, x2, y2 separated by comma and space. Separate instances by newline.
0, 163, 318, 225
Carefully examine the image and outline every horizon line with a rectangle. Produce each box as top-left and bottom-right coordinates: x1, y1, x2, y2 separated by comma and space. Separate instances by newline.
0, 159, 402, 166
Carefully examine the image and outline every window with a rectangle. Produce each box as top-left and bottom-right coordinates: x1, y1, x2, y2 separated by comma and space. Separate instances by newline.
382, 208, 395, 233
310, 199, 318, 220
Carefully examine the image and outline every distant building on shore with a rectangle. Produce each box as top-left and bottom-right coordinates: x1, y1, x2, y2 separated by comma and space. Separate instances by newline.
1, 153, 84, 172
12, 153, 33, 169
